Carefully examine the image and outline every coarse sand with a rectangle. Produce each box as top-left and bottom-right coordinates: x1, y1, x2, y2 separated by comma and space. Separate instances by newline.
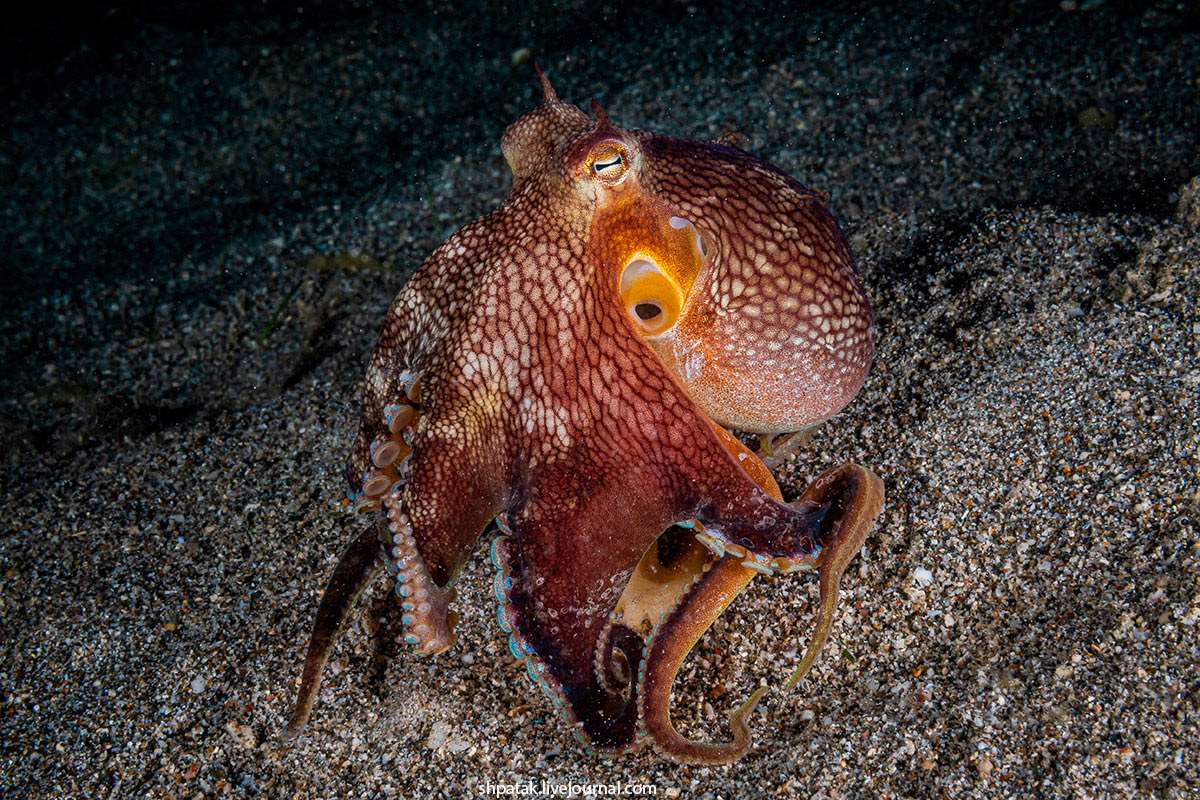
1, 2, 1197, 798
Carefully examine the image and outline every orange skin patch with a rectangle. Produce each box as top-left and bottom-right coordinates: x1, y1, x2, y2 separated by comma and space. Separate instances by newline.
285, 70, 884, 764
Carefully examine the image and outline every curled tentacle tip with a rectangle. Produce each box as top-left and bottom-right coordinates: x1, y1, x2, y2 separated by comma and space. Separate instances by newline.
731, 685, 770, 727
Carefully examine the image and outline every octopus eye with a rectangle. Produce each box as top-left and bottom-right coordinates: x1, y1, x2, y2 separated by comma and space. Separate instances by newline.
588, 142, 629, 184
621, 258, 681, 336
593, 152, 623, 174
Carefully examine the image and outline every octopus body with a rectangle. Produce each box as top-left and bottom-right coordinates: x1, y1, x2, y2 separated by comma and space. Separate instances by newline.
285, 71, 883, 763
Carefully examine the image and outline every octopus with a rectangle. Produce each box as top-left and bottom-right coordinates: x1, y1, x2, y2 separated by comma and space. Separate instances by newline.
284, 69, 884, 764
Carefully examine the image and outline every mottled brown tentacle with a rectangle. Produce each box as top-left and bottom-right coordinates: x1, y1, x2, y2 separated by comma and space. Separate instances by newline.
284, 519, 384, 739
637, 553, 762, 764
785, 464, 884, 690
492, 524, 647, 753
385, 494, 458, 655
402, 417, 507, 587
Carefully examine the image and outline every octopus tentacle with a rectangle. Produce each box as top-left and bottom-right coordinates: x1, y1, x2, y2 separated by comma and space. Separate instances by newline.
398, 415, 506, 588
634, 425, 778, 761
384, 494, 458, 656
490, 523, 648, 755
284, 519, 385, 739
757, 428, 818, 471
785, 463, 885, 689
594, 621, 644, 694
637, 445, 881, 760
637, 553, 762, 764
683, 422, 823, 575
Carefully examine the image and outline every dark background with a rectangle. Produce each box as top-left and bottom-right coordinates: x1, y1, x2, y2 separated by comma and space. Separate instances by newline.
4, 0, 1197, 294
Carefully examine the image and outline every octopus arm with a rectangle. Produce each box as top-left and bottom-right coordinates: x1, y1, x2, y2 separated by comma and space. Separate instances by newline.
283, 519, 385, 739
638, 556, 759, 763
638, 463, 883, 763
378, 407, 510, 659
401, 416, 508, 587
493, 459, 679, 754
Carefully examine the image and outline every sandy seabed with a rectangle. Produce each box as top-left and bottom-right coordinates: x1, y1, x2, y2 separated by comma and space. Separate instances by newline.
1, 2, 1197, 798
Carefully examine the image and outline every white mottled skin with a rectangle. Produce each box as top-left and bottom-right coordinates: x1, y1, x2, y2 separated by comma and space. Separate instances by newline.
290, 73, 883, 764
